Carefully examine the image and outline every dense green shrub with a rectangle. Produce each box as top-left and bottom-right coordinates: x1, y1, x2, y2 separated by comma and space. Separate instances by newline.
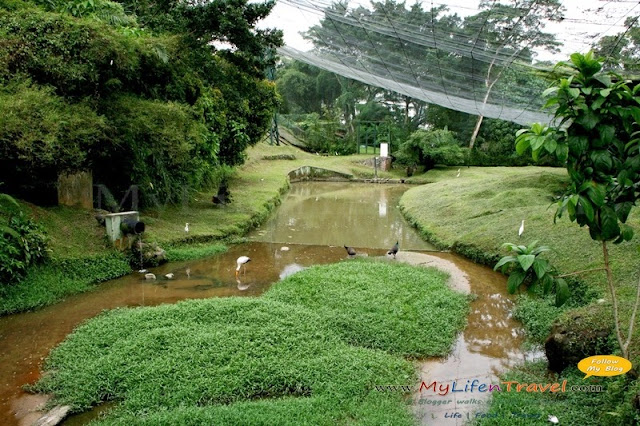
95, 95, 209, 207
0, 195, 50, 285
0, 82, 109, 203
395, 128, 465, 171
291, 112, 355, 155
208, 58, 280, 165
0, 0, 281, 208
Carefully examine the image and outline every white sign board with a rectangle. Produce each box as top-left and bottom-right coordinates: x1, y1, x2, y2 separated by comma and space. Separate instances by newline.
380, 143, 388, 158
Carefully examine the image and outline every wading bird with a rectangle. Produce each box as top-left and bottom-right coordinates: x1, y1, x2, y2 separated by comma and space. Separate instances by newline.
456, 168, 461, 177
388, 241, 399, 259
236, 256, 251, 277
184, 223, 190, 233
344, 245, 356, 257
518, 220, 525, 238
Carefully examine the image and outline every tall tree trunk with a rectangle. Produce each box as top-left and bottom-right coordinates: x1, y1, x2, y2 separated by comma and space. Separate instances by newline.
469, 115, 484, 150
468, 53, 506, 149
404, 97, 410, 127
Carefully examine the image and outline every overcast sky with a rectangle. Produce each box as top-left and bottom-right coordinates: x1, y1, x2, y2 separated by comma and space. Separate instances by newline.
258, 0, 640, 62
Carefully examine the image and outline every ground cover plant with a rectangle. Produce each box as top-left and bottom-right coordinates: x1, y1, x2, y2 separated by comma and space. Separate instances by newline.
33, 259, 468, 423
472, 361, 639, 425
265, 259, 469, 357
0, 253, 130, 315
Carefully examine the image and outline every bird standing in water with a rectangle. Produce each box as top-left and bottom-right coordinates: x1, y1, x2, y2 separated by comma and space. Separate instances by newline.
388, 241, 399, 259
344, 245, 356, 257
518, 220, 525, 238
236, 256, 251, 277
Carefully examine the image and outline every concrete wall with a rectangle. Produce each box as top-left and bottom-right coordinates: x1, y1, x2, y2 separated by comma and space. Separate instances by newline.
288, 166, 353, 182
57, 171, 93, 209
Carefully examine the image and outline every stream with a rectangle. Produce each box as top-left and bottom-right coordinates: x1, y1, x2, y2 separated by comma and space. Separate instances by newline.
0, 182, 535, 425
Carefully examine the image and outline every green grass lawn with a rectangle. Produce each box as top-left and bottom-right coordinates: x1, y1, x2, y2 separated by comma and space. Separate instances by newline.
34, 259, 468, 424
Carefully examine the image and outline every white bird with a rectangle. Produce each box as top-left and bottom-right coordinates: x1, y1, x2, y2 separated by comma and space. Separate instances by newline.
144, 273, 156, 280
456, 168, 461, 177
184, 223, 190, 233
547, 415, 559, 424
518, 220, 525, 238
165, 273, 174, 279
236, 256, 251, 277
236, 278, 250, 291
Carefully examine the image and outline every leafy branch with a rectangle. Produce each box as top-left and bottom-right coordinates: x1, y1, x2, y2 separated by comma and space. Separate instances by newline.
511, 51, 640, 360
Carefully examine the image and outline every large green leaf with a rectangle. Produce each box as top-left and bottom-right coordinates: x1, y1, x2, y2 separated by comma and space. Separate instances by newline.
598, 125, 615, 144
494, 255, 517, 271
615, 201, 633, 222
555, 278, 570, 307
532, 258, 549, 279
567, 135, 588, 156
507, 270, 526, 294
515, 137, 530, 155
556, 143, 569, 162
542, 274, 554, 294
586, 183, 606, 207
600, 206, 621, 240
578, 195, 595, 222
575, 109, 600, 130
517, 254, 536, 271
544, 138, 558, 154
590, 150, 613, 171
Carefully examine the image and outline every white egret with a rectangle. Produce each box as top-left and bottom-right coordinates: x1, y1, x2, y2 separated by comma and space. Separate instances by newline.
144, 273, 156, 280
184, 223, 190, 233
165, 273, 174, 279
518, 220, 525, 238
236, 256, 251, 277
547, 415, 559, 424
456, 168, 461, 177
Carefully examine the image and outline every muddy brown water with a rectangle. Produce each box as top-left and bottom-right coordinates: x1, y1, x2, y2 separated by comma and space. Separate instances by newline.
0, 182, 534, 425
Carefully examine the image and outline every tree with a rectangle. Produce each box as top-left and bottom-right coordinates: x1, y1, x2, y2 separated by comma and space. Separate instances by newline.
464, 0, 564, 149
303, 0, 443, 136
592, 16, 640, 72
513, 52, 640, 361
394, 128, 464, 172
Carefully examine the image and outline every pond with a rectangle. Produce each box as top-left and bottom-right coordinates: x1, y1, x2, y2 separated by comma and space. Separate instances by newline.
0, 182, 533, 425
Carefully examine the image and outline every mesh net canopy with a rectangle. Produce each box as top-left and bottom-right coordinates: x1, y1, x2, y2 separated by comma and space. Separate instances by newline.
270, 0, 640, 126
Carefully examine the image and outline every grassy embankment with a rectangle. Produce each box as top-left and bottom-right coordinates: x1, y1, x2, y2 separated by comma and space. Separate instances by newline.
399, 166, 640, 425
0, 143, 412, 315
34, 260, 469, 424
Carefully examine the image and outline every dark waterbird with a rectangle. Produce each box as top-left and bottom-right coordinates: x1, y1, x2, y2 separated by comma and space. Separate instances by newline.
344, 245, 356, 257
388, 241, 399, 258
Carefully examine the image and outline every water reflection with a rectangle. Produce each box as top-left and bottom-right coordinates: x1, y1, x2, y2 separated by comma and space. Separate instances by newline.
249, 182, 435, 250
